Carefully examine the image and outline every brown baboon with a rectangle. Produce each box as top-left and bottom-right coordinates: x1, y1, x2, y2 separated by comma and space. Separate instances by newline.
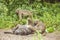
34, 19, 46, 34
12, 24, 35, 35
16, 9, 33, 20
4, 24, 35, 35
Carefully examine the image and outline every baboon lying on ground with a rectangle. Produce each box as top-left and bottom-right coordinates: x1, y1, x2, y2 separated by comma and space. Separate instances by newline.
12, 24, 35, 35
4, 18, 46, 35
4, 24, 35, 35
16, 9, 33, 20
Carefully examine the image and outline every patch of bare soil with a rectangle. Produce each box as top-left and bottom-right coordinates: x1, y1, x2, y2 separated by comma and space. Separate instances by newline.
0, 29, 60, 40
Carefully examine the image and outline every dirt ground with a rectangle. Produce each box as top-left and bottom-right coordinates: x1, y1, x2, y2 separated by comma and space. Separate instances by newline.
0, 29, 60, 40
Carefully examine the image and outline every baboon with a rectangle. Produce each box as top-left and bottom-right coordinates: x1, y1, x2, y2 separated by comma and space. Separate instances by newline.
12, 24, 35, 35
16, 9, 33, 20
27, 18, 46, 34
33, 19, 46, 34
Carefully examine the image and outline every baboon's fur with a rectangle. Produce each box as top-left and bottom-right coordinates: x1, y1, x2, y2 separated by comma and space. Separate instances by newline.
16, 9, 33, 20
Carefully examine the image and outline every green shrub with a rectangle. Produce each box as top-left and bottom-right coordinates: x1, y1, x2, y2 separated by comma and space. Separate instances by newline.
0, 0, 60, 31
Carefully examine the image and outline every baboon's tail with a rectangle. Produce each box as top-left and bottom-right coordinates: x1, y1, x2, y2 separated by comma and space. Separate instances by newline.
4, 32, 13, 34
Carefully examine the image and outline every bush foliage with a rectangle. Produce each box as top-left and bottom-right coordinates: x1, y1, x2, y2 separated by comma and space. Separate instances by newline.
0, 0, 60, 32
